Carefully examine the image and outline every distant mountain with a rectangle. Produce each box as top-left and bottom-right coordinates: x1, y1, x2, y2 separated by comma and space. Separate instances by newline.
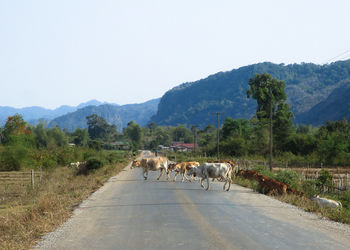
49, 99, 160, 131
296, 81, 350, 126
151, 60, 350, 127
0, 99, 116, 126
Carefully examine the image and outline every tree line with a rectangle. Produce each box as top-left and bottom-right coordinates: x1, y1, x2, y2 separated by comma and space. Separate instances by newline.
1, 73, 350, 171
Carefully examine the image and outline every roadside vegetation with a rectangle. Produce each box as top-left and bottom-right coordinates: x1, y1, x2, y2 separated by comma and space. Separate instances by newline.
0, 114, 131, 249
1, 73, 350, 248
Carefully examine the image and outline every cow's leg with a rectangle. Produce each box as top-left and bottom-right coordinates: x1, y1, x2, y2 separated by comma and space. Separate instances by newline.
200, 178, 205, 188
188, 173, 194, 182
166, 169, 171, 180
143, 168, 148, 180
181, 170, 190, 182
227, 175, 232, 191
157, 168, 164, 180
173, 171, 180, 182
205, 176, 210, 191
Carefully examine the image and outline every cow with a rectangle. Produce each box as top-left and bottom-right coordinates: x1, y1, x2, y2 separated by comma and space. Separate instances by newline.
188, 163, 232, 191
69, 161, 86, 169
171, 161, 200, 182
311, 195, 342, 209
256, 174, 287, 195
140, 157, 169, 181
211, 160, 238, 181
235, 169, 260, 181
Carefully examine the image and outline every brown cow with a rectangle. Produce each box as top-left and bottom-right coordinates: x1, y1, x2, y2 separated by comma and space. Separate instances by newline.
236, 169, 260, 181
139, 157, 169, 180
171, 161, 200, 182
236, 170, 289, 196
256, 175, 287, 195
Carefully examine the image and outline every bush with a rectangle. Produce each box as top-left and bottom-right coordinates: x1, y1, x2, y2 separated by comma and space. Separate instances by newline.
252, 165, 275, 178
77, 157, 105, 175
316, 169, 333, 193
85, 158, 104, 171
301, 180, 318, 198
88, 140, 102, 151
338, 191, 350, 209
0, 146, 28, 171
275, 170, 301, 190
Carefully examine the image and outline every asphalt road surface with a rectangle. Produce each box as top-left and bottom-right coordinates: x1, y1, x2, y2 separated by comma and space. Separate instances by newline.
36, 156, 350, 250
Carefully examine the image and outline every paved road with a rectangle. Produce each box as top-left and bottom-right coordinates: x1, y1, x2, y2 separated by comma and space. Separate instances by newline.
36, 158, 350, 250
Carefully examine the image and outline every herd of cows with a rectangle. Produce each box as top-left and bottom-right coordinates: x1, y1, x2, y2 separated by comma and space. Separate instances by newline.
130, 154, 343, 208
131, 156, 233, 191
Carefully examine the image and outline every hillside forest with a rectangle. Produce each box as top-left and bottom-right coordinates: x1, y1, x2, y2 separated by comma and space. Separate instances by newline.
1, 73, 350, 172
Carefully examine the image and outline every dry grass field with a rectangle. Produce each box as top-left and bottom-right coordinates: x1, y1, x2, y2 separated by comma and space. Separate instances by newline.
0, 159, 129, 250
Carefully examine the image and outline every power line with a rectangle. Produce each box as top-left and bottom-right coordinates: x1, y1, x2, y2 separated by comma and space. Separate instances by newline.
324, 49, 350, 64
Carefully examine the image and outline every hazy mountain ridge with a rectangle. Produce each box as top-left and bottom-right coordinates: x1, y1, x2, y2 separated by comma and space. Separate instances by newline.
151, 60, 350, 127
49, 99, 160, 131
296, 81, 350, 125
0, 99, 117, 126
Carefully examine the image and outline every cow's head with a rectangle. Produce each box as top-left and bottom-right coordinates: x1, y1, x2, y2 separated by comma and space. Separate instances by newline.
131, 160, 141, 169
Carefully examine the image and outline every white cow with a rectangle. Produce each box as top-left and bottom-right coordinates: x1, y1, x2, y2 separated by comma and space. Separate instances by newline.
187, 163, 232, 191
311, 195, 342, 209
69, 161, 86, 169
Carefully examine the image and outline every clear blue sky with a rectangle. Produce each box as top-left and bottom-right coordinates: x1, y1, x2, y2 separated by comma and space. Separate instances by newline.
1, 0, 350, 109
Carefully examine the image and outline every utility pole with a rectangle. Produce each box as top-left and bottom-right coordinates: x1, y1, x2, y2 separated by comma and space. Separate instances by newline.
269, 87, 273, 171
210, 112, 225, 159
191, 125, 198, 153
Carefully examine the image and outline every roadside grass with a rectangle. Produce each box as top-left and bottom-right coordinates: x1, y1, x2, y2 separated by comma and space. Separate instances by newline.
233, 176, 350, 225
0, 155, 129, 250
167, 153, 350, 225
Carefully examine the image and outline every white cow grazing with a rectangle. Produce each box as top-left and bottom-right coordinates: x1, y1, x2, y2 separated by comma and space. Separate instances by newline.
311, 195, 342, 209
140, 157, 169, 180
188, 163, 232, 191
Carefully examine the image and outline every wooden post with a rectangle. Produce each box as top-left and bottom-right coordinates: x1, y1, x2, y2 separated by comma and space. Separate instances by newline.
40, 166, 42, 182
31, 169, 34, 188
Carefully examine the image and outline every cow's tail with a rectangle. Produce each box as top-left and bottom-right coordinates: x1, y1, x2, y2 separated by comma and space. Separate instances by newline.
226, 164, 233, 183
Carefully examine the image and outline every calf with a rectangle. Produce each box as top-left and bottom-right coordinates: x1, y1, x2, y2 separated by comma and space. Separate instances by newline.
172, 161, 200, 182
311, 195, 342, 209
188, 163, 232, 191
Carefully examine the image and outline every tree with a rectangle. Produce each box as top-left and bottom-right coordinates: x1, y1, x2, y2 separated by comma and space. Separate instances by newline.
171, 125, 192, 143
126, 121, 143, 151
47, 126, 68, 148
222, 118, 251, 140
247, 73, 293, 170
147, 122, 157, 136
71, 128, 89, 146
86, 114, 117, 142
3, 114, 27, 143
32, 122, 49, 148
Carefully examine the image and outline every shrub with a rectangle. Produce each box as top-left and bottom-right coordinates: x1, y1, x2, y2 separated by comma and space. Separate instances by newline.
316, 169, 333, 193
0, 146, 28, 171
252, 165, 275, 178
77, 157, 105, 175
337, 191, 350, 209
275, 170, 301, 190
85, 158, 104, 171
301, 179, 318, 198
